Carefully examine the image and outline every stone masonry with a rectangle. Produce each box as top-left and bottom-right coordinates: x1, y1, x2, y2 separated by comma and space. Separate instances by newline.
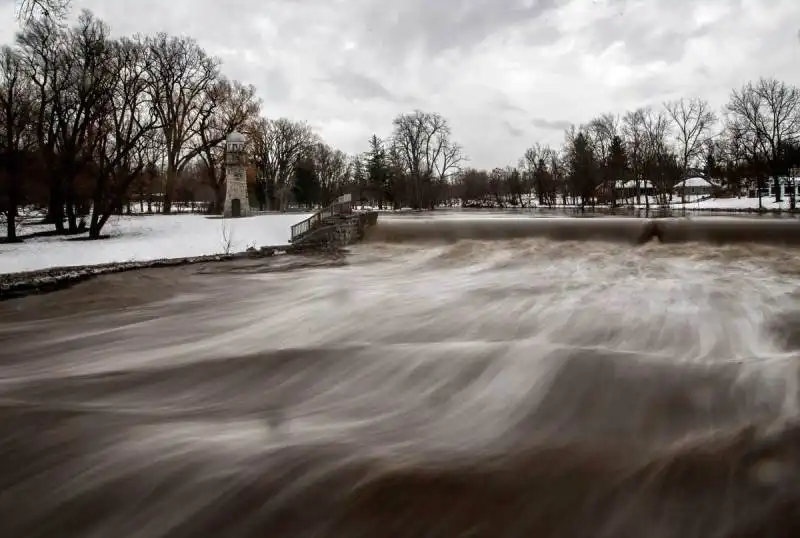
223, 131, 249, 218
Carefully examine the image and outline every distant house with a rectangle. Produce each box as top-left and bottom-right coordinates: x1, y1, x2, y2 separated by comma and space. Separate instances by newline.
673, 177, 714, 197
613, 180, 655, 199
595, 180, 656, 203
746, 176, 800, 198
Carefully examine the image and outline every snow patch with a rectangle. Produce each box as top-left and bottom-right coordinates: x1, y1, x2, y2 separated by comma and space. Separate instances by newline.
0, 213, 312, 275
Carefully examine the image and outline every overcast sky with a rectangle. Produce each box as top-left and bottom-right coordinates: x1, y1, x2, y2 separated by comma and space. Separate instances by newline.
2, 0, 799, 168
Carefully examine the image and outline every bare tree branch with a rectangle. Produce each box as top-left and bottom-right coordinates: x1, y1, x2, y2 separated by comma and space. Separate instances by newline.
664, 97, 717, 172
248, 117, 316, 211
16, 0, 70, 24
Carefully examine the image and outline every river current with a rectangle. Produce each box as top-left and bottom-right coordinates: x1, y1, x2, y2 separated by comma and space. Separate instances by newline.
1, 216, 799, 537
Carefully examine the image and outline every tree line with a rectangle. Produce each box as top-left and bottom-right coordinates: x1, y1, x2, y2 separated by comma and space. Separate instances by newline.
0, 6, 467, 241
288, 79, 800, 214
443, 82, 800, 212
2, 1, 799, 243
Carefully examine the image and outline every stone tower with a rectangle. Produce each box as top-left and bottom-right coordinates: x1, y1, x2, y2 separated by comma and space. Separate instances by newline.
223, 131, 249, 217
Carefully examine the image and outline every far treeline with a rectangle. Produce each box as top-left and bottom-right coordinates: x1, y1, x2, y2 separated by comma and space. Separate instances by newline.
2, 1, 799, 242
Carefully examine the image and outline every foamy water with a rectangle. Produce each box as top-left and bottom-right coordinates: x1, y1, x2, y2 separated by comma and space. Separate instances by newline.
2, 221, 800, 537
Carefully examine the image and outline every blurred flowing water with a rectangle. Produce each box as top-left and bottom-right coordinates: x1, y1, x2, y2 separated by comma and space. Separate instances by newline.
1, 216, 800, 537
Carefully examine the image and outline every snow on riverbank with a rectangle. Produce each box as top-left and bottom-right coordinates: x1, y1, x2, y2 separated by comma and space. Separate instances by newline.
676, 197, 793, 210
0, 213, 311, 275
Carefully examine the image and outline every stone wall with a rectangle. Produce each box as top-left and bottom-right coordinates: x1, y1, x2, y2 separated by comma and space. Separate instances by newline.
291, 211, 378, 249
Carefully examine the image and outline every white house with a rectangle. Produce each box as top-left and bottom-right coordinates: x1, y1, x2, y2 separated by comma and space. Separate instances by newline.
612, 180, 656, 198
673, 177, 714, 197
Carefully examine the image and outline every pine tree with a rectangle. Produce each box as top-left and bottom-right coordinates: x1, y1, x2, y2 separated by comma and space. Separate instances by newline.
351, 155, 366, 208
365, 134, 388, 209
292, 157, 319, 209
569, 132, 598, 209
605, 135, 628, 207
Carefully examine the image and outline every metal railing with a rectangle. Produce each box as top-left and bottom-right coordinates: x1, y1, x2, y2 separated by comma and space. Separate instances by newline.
290, 199, 352, 241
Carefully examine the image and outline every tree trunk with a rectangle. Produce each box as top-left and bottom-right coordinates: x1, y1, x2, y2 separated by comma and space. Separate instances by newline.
65, 192, 78, 234
89, 209, 101, 239
213, 182, 225, 215
5, 204, 17, 242
162, 166, 176, 214
774, 176, 781, 204
47, 178, 65, 233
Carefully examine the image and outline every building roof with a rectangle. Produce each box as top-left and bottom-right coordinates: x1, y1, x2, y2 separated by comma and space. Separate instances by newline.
674, 177, 712, 188
226, 131, 246, 143
613, 180, 654, 189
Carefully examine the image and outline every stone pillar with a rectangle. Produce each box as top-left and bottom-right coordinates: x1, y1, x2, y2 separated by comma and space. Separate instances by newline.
223, 131, 249, 217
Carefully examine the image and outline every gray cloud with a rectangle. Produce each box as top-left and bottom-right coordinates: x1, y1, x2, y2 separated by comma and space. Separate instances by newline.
504, 121, 525, 137
0, 0, 796, 168
324, 69, 397, 102
531, 117, 572, 131
360, 0, 562, 56
262, 68, 292, 103
493, 96, 527, 113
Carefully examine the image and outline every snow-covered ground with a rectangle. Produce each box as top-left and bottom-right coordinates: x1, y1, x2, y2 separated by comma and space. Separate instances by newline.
672, 197, 794, 210
0, 213, 311, 275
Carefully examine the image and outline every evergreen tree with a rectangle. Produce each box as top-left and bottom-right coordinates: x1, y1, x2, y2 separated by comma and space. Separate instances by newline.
365, 134, 388, 209
351, 154, 366, 207
533, 158, 553, 207
605, 135, 628, 207
292, 156, 319, 209
569, 131, 598, 209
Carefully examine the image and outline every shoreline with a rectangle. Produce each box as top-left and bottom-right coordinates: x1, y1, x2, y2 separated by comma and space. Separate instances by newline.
0, 243, 341, 301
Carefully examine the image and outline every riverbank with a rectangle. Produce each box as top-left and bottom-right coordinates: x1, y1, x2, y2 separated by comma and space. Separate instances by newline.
0, 244, 344, 301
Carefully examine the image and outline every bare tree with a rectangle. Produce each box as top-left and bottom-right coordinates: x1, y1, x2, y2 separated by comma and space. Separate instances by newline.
434, 139, 463, 182
622, 108, 648, 207
725, 114, 769, 209
0, 46, 35, 241
313, 142, 349, 206
586, 113, 621, 204
392, 110, 458, 209
727, 78, 800, 203
16, 16, 64, 230
16, 0, 70, 23
664, 97, 717, 201
249, 117, 316, 211
145, 33, 220, 213
88, 37, 160, 238
17, 11, 116, 233
587, 113, 620, 162
59, 11, 119, 231
641, 107, 674, 206
520, 145, 539, 206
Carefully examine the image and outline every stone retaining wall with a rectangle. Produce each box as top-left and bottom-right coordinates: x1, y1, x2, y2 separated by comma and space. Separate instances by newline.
292, 211, 379, 249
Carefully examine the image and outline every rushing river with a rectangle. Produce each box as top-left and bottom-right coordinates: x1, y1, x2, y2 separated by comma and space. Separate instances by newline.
1, 216, 800, 537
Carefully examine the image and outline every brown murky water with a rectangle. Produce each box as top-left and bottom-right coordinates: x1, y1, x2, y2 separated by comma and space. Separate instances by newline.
1, 217, 800, 537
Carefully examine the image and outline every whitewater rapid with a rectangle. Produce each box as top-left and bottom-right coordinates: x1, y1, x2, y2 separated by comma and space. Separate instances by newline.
1, 219, 800, 537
